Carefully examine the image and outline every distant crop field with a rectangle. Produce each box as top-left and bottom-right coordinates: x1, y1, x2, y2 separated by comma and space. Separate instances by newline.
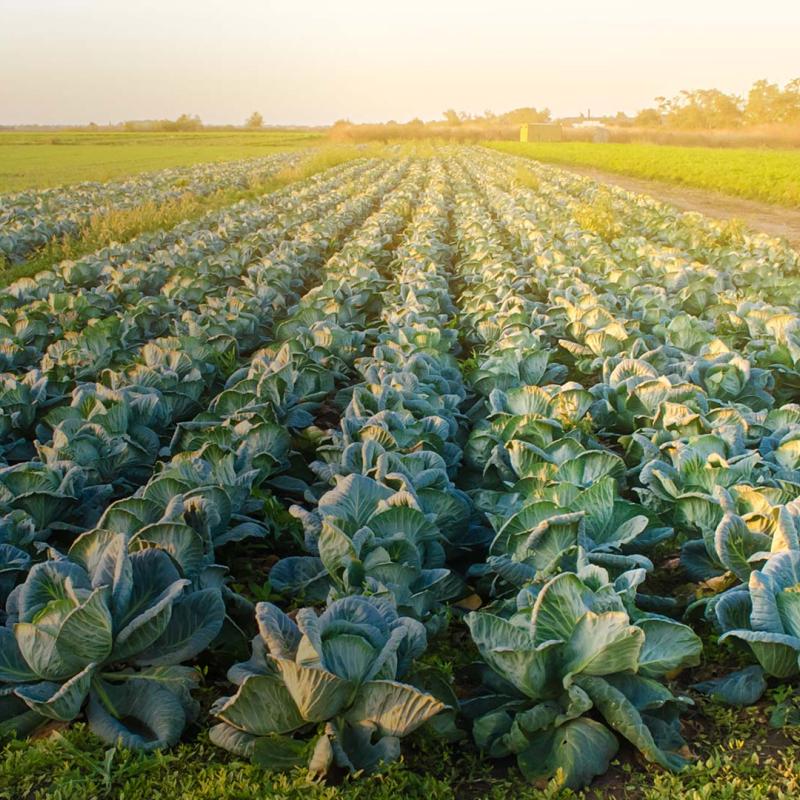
0, 130, 322, 192
487, 140, 800, 207
0, 144, 364, 282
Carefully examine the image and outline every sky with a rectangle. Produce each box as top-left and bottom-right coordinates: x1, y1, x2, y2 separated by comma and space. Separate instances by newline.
2, 0, 800, 126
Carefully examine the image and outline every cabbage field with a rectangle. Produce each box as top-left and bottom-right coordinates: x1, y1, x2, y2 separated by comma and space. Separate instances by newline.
2, 146, 800, 796
0, 151, 304, 264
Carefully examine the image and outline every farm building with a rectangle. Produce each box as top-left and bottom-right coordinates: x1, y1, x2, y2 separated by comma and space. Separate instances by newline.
568, 119, 610, 142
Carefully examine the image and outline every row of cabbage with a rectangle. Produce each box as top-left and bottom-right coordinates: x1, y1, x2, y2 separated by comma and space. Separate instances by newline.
0, 151, 305, 264
0, 157, 397, 595
209, 156, 576, 777
444, 155, 699, 788
209, 159, 463, 775
3, 149, 800, 791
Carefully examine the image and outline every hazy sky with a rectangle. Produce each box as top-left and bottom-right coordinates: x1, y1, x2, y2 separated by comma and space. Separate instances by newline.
2, 0, 799, 125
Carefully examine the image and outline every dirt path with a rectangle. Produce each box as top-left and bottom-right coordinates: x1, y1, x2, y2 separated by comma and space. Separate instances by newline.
559, 165, 800, 250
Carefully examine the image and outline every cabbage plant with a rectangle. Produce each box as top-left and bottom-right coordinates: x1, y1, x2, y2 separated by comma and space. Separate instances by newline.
272, 475, 464, 620
0, 372, 53, 462
478, 493, 662, 592
0, 461, 109, 539
715, 549, 800, 678
0, 532, 224, 748
640, 437, 764, 522
588, 357, 708, 435
210, 595, 445, 776
464, 566, 700, 789
681, 488, 799, 582
36, 384, 164, 490
311, 443, 475, 548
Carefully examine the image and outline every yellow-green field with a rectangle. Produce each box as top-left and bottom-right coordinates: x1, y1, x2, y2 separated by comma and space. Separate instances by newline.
0, 130, 322, 192
487, 141, 800, 207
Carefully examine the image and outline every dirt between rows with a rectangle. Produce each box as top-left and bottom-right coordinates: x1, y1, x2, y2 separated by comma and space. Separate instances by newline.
559, 164, 800, 250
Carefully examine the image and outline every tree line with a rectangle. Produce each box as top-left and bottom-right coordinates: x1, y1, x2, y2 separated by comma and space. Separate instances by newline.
635, 78, 800, 129
118, 112, 266, 132
62, 76, 800, 135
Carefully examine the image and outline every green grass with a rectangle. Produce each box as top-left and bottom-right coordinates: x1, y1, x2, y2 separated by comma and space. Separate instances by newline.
2, 629, 799, 800
486, 141, 800, 208
0, 130, 322, 193
0, 145, 369, 288
2, 701, 800, 800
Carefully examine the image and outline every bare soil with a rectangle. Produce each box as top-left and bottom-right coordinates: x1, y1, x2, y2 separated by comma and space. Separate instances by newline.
562, 165, 800, 250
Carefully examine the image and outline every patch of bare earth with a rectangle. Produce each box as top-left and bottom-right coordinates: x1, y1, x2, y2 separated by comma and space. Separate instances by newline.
561, 165, 800, 250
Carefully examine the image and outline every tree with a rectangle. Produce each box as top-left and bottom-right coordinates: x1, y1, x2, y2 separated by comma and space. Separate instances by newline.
634, 108, 662, 127
500, 107, 551, 124
172, 114, 203, 131
784, 79, 800, 122
246, 111, 264, 129
442, 109, 461, 125
745, 79, 800, 124
657, 89, 743, 129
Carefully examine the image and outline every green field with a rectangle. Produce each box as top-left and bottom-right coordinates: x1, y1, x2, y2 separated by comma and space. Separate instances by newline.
3, 687, 799, 800
0, 130, 322, 192
487, 141, 800, 207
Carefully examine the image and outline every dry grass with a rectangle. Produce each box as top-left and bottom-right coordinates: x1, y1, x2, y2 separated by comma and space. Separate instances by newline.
598, 123, 800, 149
573, 190, 623, 242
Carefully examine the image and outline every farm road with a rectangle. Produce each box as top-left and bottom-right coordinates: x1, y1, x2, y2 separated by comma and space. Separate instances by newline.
562, 165, 800, 250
